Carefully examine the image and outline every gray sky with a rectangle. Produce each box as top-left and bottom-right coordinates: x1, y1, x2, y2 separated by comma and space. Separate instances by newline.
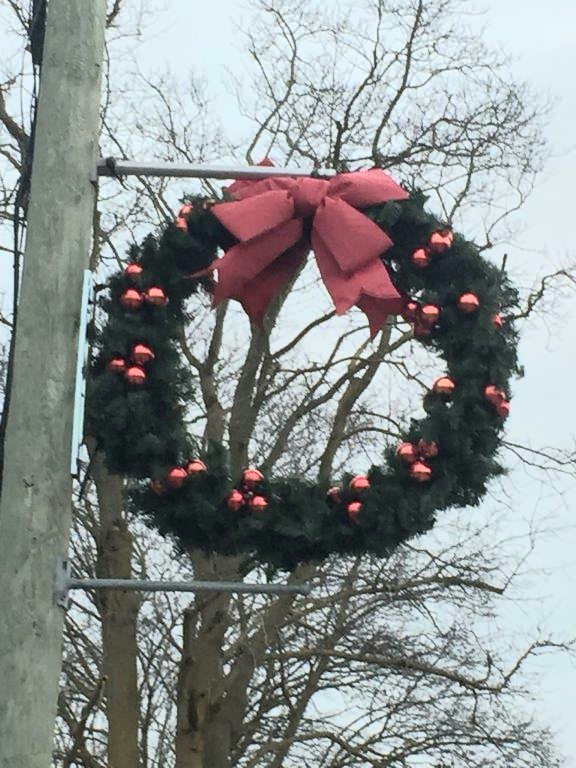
3, 0, 572, 758
141, 0, 576, 756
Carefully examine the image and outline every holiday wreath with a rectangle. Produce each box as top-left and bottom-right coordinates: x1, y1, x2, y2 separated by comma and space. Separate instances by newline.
88, 167, 520, 569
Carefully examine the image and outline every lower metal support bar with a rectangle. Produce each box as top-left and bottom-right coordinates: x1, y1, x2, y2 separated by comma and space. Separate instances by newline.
55, 558, 310, 607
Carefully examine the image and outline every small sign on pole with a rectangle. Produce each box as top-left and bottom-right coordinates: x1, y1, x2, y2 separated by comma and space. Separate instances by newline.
70, 269, 94, 476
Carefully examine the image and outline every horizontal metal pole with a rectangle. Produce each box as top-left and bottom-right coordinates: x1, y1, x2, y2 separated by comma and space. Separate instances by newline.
96, 158, 337, 181
67, 577, 312, 596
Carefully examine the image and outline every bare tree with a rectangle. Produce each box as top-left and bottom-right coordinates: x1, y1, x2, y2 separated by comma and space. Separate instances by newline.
1, 1, 575, 767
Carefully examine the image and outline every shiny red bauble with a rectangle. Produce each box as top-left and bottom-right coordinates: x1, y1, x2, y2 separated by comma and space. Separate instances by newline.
413, 322, 431, 338
120, 288, 143, 310
402, 300, 420, 322
131, 344, 155, 365
144, 286, 168, 307
186, 459, 207, 475
347, 501, 362, 521
124, 365, 146, 385
419, 304, 441, 326
496, 400, 510, 419
249, 495, 268, 512
397, 442, 417, 464
227, 489, 245, 512
458, 292, 480, 314
124, 263, 143, 279
428, 229, 453, 253
484, 385, 506, 406
349, 474, 370, 492
107, 356, 126, 374
410, 461, 432, 482
242, 468, 264, 489
175, 203, 193, 231
492, 313, 503, 328
411, 248, 430, 268
418, 439, 439, 458
433, 377, 456, 397
326, 486, 342, 503
166, 467, 187, 489
150, 479, 165, 495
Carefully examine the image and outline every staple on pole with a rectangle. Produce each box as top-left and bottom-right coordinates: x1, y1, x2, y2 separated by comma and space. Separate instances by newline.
96, 157, 337, 181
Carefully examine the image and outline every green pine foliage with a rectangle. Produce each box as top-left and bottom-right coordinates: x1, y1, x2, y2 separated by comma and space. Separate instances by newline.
87, 192, 520, 570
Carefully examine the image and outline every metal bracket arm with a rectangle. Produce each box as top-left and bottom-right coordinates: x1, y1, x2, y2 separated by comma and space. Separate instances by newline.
55, 557, 311, 608
95, 157, 337, 181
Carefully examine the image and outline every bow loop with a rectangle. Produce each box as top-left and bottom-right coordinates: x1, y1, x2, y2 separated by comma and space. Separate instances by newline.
209, 165, 408, 334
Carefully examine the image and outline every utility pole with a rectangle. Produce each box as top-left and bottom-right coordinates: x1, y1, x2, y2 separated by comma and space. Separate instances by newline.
0, 0, 106, 765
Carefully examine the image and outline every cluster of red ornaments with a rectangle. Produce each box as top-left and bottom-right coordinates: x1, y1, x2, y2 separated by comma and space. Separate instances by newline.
397, 440, 438, 482
120, 263, 169, 311
410, 228, 454, 269
326, 474, 371, 522
431, 374, 510, 416
151, 463, 270, 513
151, 458, 208, 494
394, 376, 510, 482
402, 228, 505, 338
108, 343, 156, 385
226, 468, 268, 513
174, 200, 215, 232
484, 384, 511, 418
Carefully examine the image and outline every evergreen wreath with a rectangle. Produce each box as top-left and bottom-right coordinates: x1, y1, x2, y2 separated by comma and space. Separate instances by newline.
88, 167, 520, 570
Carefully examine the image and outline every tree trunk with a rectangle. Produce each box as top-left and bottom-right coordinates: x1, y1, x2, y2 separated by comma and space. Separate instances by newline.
91, 447, 140, 768
175, 553, 241, 768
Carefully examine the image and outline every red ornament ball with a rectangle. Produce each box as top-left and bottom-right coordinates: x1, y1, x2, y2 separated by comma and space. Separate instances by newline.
186, 458, 207, 475
132, 344, 155, 365
484, 384, 506, 406
410, 461, 432, 482
166, 467, 187, 489
428, 229, 453, 253
492, 313, 503, 328
419, 304, 441, 326
242, 468, 264, 489
124, 263, 143, 280
433, 376, 456, 397
249, 495, 268, 512
418, 439, 439, 458
496, 400, 510, 419
175, 203, 193, 231
402, 300, 420, 322
411, 248, 430, 268
150, 479, 165, 495
107, 356, 126, 374
120, 288, 143, 310
413, 321, 431, 338
349, 474, 370, 492
326, 486, 342, 503
347, 501, 362, 521
124, 365, 146, 386
227, 489, 244, 512
458, 292, 480, 314
397, 442, 417, 465
144, 286, 168, 307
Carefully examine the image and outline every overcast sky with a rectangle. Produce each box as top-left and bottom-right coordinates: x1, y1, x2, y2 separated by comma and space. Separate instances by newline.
4, 0, 573, 759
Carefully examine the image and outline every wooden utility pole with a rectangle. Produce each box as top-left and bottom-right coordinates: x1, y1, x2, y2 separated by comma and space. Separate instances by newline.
0, 1, 106, 765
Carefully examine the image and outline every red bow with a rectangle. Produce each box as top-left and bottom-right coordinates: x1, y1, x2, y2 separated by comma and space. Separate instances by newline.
211, 165, 409, 335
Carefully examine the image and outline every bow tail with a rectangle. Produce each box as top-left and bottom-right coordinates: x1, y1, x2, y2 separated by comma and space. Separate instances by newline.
313, 233, 403, 336
213, 219, 306, 323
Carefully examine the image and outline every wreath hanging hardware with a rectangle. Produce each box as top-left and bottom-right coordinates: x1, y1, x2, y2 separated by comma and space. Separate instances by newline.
88, 166, 520, 569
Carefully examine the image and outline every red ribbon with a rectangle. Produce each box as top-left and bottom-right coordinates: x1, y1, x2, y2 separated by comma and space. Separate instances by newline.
210, 165, 409, 335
